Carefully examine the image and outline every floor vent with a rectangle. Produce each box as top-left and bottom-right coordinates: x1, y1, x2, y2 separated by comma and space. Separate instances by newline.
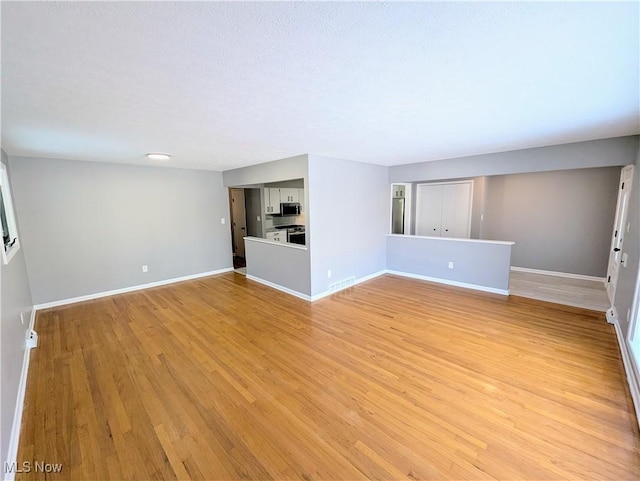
329, 276, 356, 294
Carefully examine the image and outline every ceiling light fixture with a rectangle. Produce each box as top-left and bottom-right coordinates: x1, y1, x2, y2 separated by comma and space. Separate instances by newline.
146, 153, 171, 161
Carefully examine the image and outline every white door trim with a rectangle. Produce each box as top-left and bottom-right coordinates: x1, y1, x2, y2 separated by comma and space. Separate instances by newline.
606, 165, 634, 304
389, 183, 412, 235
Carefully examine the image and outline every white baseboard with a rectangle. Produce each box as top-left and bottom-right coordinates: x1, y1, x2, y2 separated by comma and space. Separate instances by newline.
510, 266, 605, 283
4, 309, 36, 481
611, 317, 640, 429
247, 270, 388, 303
249, 269, 508, 301
246, 275, 312, 301
33, 268, 234, 310
386, 269, 509, 296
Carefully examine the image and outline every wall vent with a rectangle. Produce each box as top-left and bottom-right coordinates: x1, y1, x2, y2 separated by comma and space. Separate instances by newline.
328, 276, 356, 294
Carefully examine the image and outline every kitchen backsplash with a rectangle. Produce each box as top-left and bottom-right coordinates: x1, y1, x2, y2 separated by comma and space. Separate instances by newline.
266, 213, 305, 229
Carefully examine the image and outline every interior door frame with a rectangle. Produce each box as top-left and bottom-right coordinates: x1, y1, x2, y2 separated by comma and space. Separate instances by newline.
229, 188, 247, 258
389, 183, 412, 235
415, 180, 474, 238
606, 165, 634, 304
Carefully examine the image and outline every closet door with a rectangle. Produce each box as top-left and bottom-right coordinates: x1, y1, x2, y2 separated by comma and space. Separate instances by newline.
441, 183, 472, 238
416, 184, 443, 236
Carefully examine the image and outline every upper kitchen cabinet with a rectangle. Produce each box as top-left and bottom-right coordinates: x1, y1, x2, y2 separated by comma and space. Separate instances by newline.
263, 179, 305, 216
264, 187, 281, 214
279, 188, 300, 203
393, 185, 406, 198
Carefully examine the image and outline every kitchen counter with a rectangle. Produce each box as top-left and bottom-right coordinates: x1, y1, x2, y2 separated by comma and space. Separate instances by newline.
244, 236, 307, 250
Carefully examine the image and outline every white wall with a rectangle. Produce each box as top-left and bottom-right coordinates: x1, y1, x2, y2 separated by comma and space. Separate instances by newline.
8, 156, 232, 305
0, 149, 34, 472
307, 155, 388, 296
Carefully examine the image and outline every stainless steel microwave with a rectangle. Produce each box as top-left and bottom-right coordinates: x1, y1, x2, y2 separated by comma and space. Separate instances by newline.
280, 203, 301, 216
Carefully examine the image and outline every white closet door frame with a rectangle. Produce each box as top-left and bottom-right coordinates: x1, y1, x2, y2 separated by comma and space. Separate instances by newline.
388, 183, 413, 234
416, 180, 474, 238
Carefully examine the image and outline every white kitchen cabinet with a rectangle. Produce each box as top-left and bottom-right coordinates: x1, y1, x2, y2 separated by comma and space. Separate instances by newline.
416, 182, 472, 238
266, 230, 286, 243
392, 185, 406, 198
264, 188, 281, 214
297, 188, 304, 212
279, 188, 299, 203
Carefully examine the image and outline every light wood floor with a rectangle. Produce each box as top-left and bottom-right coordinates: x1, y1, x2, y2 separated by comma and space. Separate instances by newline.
18, 273, 639, 480
509, 270, 611, 312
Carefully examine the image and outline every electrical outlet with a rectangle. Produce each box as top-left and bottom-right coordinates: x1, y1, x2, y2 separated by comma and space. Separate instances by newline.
448, 261, 454, 269
327, 270, 332, 278
142, 265, 148, 273
221, 218, 226, 224
257, 216, 261, 222
20, 312, 24, 325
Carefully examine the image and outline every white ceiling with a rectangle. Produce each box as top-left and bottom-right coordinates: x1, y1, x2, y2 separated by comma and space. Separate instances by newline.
1, 2, 638, 171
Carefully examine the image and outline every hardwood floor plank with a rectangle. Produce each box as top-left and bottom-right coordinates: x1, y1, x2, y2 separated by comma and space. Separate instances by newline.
509, 270, 610, 312
16, 272, 640, 480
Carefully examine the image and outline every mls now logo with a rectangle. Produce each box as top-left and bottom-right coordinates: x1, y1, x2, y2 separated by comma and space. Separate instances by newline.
4, 461, 63, 474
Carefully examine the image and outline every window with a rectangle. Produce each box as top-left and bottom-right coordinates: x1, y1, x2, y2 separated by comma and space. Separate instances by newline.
0, 163, 20, 264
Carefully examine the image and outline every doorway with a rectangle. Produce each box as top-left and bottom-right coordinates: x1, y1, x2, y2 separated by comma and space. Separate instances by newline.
606, 165, 635, 304
229, 188, 247, 270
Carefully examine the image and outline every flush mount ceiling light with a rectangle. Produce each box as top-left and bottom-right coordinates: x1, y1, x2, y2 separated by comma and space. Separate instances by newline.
146, 153, 171, 161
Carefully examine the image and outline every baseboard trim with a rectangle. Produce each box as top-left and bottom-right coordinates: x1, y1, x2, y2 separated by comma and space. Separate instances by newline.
310, 270, 387, 301
510, 266, 605, 283
386, 270, 510, 296
249, 269, 508, 301
611, 317, 640, 428
33, 268, 234, 310
246, 275, 311, 301
4, 309, 36, 481
247, 270, 388, 303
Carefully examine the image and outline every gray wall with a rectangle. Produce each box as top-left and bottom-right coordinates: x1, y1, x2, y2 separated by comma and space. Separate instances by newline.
264, 179, 304, 188
390, 136, 639, 183
244, 188, 262, 238
308, 155, 388, 296
387, 235, 513, 292
223, 155, 308, 187
245, 239, 311, 296
8, 156, 232, 304
615, 140, 640, 337
0, 149, 34, 469
483, 167, 620, 277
